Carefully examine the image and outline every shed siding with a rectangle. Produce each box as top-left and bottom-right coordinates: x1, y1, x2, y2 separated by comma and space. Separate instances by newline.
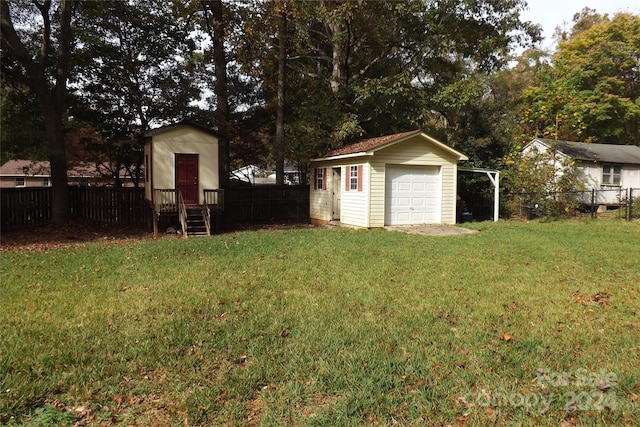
341, 164, 369, 227
149, 126, 219, 205
310, 160, 339, 223
369, 137, 460, 226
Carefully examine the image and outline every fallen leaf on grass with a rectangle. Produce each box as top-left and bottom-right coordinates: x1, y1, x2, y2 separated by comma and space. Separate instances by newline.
279, 328, 290, 337
500, 332, 513, 342
571, 291, 610, 307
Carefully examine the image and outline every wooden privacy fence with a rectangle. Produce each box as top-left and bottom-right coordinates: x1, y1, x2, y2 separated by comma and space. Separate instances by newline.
2, 185, 310, 230
69, 187, 147, 225
224, 185, 309, 222
1, 187, 147, 230
1, 187, 52, 228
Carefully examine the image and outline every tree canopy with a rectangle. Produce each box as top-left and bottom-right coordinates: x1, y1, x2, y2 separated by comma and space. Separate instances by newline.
3, 0, 639, 220
520, 11, 640, 145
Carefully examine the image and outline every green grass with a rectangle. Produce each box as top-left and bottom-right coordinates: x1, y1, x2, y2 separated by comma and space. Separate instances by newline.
1, 220, 639, 426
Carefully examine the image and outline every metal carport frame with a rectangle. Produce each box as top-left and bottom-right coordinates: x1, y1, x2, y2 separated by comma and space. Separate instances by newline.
458, 168, 500, 222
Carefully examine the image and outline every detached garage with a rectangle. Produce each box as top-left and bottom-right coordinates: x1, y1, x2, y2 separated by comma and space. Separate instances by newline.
310, 130, 468, 228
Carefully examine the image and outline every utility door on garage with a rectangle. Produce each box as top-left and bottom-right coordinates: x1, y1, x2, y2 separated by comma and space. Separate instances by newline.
385, 165, 441, 225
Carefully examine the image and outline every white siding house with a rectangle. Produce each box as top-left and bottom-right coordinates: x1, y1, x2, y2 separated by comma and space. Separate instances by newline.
310, 130, 468, 227
523, 138, 640, 205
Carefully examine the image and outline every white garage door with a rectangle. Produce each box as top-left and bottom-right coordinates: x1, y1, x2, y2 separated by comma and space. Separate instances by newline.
385, 165, 441, 225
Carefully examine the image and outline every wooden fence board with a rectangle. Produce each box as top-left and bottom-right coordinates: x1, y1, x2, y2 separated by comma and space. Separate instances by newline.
2, 185, 310, 230
223, 185, 309, 222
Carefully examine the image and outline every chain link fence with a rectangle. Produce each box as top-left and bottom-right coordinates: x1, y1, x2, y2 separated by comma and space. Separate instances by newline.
518, 188, 639, 220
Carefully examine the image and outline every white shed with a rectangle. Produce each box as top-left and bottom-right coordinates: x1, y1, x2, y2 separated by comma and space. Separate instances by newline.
310, 130, 468, 227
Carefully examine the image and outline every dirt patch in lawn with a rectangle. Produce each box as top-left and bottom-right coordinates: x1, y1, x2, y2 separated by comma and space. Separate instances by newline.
386, 224, 478, 236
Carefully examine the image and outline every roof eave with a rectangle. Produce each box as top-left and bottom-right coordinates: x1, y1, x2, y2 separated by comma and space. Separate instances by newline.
311, 152, 374, 162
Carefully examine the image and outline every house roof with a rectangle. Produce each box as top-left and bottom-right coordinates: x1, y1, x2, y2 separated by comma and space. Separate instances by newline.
318, 130, 468, 161
0, 160, 129, 179
535, 138, 640, 165
0, 160, 50, 176
141, 120, 223, 138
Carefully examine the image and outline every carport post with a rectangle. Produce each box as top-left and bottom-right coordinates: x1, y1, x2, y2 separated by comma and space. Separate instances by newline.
458, 167, 500, 222
493, 171, 499, 222
485, 170, 499, 222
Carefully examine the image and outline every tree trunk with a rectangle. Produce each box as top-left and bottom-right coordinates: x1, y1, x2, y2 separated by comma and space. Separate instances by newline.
40, 95, 71, 221
275, 4, 287, 185
329, 20, 346, 94
1, 0, 74, 222
203, 0, 231, 189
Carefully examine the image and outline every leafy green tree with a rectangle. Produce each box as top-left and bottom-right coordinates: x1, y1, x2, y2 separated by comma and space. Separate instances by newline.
233, 0, 540, 177
521, 12, 640, 145
1, 0, 78, 222
71, 0, 199, 186
0, 83, 47, 163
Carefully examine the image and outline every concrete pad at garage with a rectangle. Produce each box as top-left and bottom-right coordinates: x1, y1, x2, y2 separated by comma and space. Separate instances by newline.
385, 224, 478, 236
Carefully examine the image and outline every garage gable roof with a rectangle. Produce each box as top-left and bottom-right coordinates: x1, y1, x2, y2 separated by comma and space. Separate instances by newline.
316, 130, 468, 161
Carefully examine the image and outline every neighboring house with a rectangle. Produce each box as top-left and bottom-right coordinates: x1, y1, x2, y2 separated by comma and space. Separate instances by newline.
310, 130, 468, 227
523, 138, 640, 205
0, 160, 51, 188
0, 159, 134, 188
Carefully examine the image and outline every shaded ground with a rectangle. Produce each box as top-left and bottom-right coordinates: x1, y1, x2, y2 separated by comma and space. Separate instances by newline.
0, 222, 160, 252
0, 221, 315, 252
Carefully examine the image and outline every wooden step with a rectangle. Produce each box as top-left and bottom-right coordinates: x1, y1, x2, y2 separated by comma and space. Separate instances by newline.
183, 207, 210, 237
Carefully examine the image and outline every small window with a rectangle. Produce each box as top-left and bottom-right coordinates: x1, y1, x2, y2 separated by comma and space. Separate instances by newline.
15, 177, 25, 187
42, 178, 51, 187
602, 164, 621, 185
349, 166, 358, 190
316, 168, 324, 190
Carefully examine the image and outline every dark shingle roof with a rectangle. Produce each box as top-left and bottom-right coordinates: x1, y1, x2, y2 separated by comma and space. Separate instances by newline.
537, 139, 640, 164
324, 130, 422, 157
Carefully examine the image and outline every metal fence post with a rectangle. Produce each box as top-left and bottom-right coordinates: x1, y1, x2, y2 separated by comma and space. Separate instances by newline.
591, 189, 596, 219
629, 188, 634, 221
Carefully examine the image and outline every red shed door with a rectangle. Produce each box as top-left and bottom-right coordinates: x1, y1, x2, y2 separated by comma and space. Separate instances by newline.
176, 153, 199, 205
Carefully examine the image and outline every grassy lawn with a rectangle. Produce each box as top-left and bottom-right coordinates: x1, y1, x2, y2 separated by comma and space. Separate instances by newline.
1, 220, 639, 426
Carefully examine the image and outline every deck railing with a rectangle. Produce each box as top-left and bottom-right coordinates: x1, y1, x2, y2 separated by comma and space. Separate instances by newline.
177, 190, 188, 237
204, 189, 224, 234
153, 189, 179, 213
